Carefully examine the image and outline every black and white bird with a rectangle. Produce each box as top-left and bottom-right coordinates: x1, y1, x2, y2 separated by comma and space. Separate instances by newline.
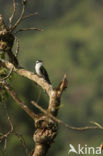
35, 60, 51, 84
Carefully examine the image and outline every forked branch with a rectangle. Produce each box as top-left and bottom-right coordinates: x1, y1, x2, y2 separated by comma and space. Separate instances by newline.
9, 0, 16, 27
11, 0, 27, 32
0, 59, 101, 131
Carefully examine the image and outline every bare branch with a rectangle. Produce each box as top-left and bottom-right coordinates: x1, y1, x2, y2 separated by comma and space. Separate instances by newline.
33, 144, 48, 156
48, 74, 68, 116
0, 105, 28, 155
0, 38, 19, 81
0, 59, 53, 96
11, 0, 26, 32
100, 144, 103, 150
36, 90, 42, 104
15, 37, 19, 57
12, 132, 29, 155
0, 14, 7, 31
90, 121, 103, 129
0, 104, 13, 141
9, 0, 16, 28
0, 102, 13, 151
14, 27, 43, 34
22, 12, 39, 20
4, 103, 13, 135
0, 67, 14, 81
56, 74, 68, 95
3, 82, 38, 120
31, 101, 98, 131
4, 139, 7, 151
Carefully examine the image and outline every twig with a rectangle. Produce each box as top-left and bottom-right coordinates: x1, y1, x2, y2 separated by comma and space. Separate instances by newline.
14, 27, 43, 34
12, 132, 29, 155
0, 102, 14, 151
11, 0, 26, 31
90, 121, 103, 129
4, 103, 14, 134
0, 67, 14, 81
22, 12, 39, 20
3, 82, 38, 120
28, 149, 34, 156
36, 89, 42, 104
0, 14, 7, 31
9, 0, 16, 28
0, 101, 28, 155
0, 37, 19, 81
31, 101, 98, 131
15, 37, 19, 57
4, 139, 7, 151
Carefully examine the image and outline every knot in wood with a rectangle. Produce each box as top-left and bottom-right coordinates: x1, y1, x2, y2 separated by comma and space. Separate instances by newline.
33, 116, 58, 144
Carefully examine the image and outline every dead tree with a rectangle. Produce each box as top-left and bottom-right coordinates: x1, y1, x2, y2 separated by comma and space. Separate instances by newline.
0, 0, 103, 156
0, 1, 68, 155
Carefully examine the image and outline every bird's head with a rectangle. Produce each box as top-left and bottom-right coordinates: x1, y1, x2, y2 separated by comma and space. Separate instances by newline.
36, 60, 43, 65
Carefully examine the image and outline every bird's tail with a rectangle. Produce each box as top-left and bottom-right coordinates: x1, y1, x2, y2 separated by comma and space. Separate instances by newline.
45, 75, 51, 84
47, 78, 51, 84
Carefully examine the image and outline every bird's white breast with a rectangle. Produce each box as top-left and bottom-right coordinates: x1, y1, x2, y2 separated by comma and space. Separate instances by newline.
35, 62, 43, 76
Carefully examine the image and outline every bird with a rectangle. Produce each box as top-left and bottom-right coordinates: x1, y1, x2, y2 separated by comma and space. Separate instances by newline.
35, 60, 51, 84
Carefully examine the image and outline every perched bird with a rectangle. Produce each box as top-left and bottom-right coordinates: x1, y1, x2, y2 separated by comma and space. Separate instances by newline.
35, 60, 51, 84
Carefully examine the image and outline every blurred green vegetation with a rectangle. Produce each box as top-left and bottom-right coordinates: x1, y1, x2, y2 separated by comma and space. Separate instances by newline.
0, 0, 103, 155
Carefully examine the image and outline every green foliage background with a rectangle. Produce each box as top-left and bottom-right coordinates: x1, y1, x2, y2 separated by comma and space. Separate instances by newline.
0, 0, 103, 155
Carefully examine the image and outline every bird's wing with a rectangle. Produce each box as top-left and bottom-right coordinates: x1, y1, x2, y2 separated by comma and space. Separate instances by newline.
40, 66, 51, 84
